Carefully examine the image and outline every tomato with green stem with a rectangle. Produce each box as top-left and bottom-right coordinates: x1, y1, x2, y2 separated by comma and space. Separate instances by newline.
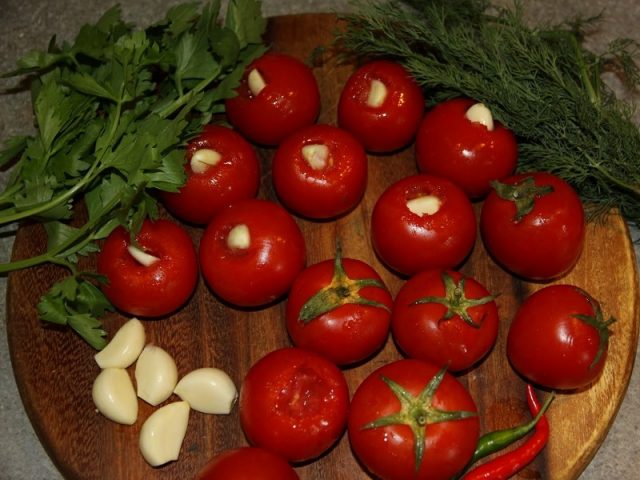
391, 269, 499, 372
286, 244, 393, 365
348, 359, 479, 480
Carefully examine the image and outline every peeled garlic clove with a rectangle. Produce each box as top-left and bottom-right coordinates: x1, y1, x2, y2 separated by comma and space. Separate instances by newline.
139, 401, 190, 467
94, 318, 146, 369
174, 367, 237, 414
135, 345, 178, 406
92, 368, 138, 425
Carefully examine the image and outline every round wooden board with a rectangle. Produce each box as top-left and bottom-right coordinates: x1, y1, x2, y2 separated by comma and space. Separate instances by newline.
6, 13, 640, 480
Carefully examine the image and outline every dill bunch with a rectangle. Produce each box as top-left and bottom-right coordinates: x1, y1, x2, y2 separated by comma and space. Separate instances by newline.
337, 0, 640, 226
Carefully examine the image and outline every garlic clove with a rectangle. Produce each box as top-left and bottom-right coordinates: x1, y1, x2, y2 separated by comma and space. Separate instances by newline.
248, 68, 267, 96
302, 144, 330, 170
227, 224, 251, 250
94, 318, 146, 369
127, 244, 160, 267
92, 368, 138, 425
174, 367, 238, 414
190, 148, 222, 174
135, 345, 178, 406
465, 102, 495, 131
407, 195, 442, 217
139, 401, 190, 467
367, 78, 388, 108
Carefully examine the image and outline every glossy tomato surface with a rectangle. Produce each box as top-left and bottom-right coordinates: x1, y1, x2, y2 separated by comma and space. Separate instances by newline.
239, 347, 350, 462
160, 124, 260, 225
225, 53, 320, 146
415, 97, 518, 198
391, 269, 499, 372
196, 447, 299, 480
371, 174, 476, 276
349, 359, 479, 480
272, 124, 368, 219
507, 285, 613, 390
199, 199, 306, 307
338, 60, 424, 153
480, 172, 585, 280
97, 219, 198, 317
286, 254, 393, 365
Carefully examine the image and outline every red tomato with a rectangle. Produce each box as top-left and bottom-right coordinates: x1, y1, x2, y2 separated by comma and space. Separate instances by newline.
480, 171, 585, 280
196, 447, 299, 480
97, 219, 198, 317
239, 347, 350, 462
199, 199, 306, 307
391, 269, 499, 372
272, 124, 368, 219
349, 359, 479, 480
225, 53, 320, 146
286, 247, 393, 365
415, 98, 518, 198
371, 174, 477, 276
160, 124, 260, 225
338, 60, 424, 153
507, 284, 615, 390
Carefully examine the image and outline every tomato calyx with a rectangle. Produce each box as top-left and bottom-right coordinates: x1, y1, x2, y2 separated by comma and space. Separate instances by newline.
574, 298, 617, 368
361, 367, 477, 472
298, 244, 390, 324
491, 176, 554, 222
412, 271, 496, 328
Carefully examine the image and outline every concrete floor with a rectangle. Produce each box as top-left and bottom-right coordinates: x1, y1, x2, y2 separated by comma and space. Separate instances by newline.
1, 0, 639, 479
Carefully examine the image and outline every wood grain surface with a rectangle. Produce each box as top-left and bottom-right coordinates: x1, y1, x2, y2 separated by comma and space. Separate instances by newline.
6, 13, 640, 480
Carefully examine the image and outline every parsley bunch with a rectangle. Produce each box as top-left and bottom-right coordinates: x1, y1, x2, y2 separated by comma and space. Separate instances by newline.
0, 0, 267, 349
338, 0, 640, 226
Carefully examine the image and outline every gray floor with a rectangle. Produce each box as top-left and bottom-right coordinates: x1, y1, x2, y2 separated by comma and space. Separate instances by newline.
1, 0, 639, 479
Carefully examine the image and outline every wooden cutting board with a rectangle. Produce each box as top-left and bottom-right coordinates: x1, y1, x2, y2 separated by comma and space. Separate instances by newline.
6, 13, 640, 480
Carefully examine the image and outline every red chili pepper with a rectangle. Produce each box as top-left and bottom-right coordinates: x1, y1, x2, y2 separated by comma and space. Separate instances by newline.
462, 385, 551, 480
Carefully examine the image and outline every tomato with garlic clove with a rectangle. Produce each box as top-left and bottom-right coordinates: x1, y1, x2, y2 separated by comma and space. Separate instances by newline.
415, 97, 518, 198
199, 198, 306, 307
160, 124, 260, 225
97, 219, 198, 317
225, 53, 321, 146
338, 60, 425, 153
272, 124, 368, 219
371, 174, 477, 276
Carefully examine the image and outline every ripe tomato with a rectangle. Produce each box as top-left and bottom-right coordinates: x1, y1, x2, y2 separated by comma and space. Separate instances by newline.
97, 219, 198, 317
507, 284, 615, 390
371, 174, 477, 276
480, 171, 585, 280
225, 53, 320, 146
338, 60, 424, 153
348, 359, 479, 480
199, 199, 306, 307
239, 347, 350, 462
415, 98, 518, 199
272, 124, 368, 219
286, 245, 393, 365
196, 447, 299, 480
391, 269, 498, 372
160, 124, 260, 225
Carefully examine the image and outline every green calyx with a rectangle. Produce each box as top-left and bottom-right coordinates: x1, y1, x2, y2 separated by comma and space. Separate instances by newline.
298, 243, 390, 324
491, 176, 554, 222
574, 298, 617, 369
412, 271, 496, 328
362, 367, 477, 473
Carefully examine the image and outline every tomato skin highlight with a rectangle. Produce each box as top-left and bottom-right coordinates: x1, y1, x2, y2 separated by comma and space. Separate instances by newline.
415, 97, 518, 198
160, 124, 260, 225
348, 359, 479, 480
196, 447, 299, 480
371, 174, 477, 276
97, 219, 198, 317
286, 257, 393, 365
239, 347, 350, 462
225, 53, 321, 146
272, 124, 368, 219
480, 171, 585, 280
391, 269, 499, 372
199, 199, 306, 307
507, 284, 611, 390
338, 60, 425, 153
